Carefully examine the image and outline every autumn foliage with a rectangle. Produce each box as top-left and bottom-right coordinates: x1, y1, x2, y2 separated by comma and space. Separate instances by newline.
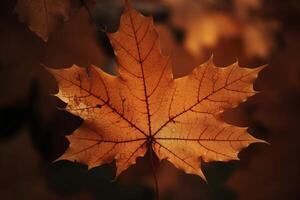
47, 3, 265, 180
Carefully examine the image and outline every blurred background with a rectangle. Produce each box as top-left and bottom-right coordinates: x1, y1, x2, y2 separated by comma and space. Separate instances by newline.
0, 0, 300, 199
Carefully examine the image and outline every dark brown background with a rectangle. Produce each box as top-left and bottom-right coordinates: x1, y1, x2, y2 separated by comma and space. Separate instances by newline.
0, 0, 299, 200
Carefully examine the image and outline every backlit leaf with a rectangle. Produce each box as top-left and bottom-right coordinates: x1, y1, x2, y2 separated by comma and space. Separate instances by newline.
47, 3, 266, 180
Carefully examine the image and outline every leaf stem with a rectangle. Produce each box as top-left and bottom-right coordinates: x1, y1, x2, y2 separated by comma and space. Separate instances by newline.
149, 147, 159, 200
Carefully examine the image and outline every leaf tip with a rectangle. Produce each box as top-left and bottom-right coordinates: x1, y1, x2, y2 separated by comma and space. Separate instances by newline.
41, 63, 50, 71
254, 138, 269, 145
207, 54, 215, 66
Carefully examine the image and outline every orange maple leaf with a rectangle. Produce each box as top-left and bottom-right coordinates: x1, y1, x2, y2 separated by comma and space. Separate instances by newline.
47, 3, 265, 180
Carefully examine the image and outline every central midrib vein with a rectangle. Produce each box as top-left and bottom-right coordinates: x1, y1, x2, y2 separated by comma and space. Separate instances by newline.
128, 10, 152, 138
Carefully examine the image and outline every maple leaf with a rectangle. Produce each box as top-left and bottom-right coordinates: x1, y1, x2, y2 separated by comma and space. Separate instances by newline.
47, 3, 265, 180
14, 0, 77, 41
